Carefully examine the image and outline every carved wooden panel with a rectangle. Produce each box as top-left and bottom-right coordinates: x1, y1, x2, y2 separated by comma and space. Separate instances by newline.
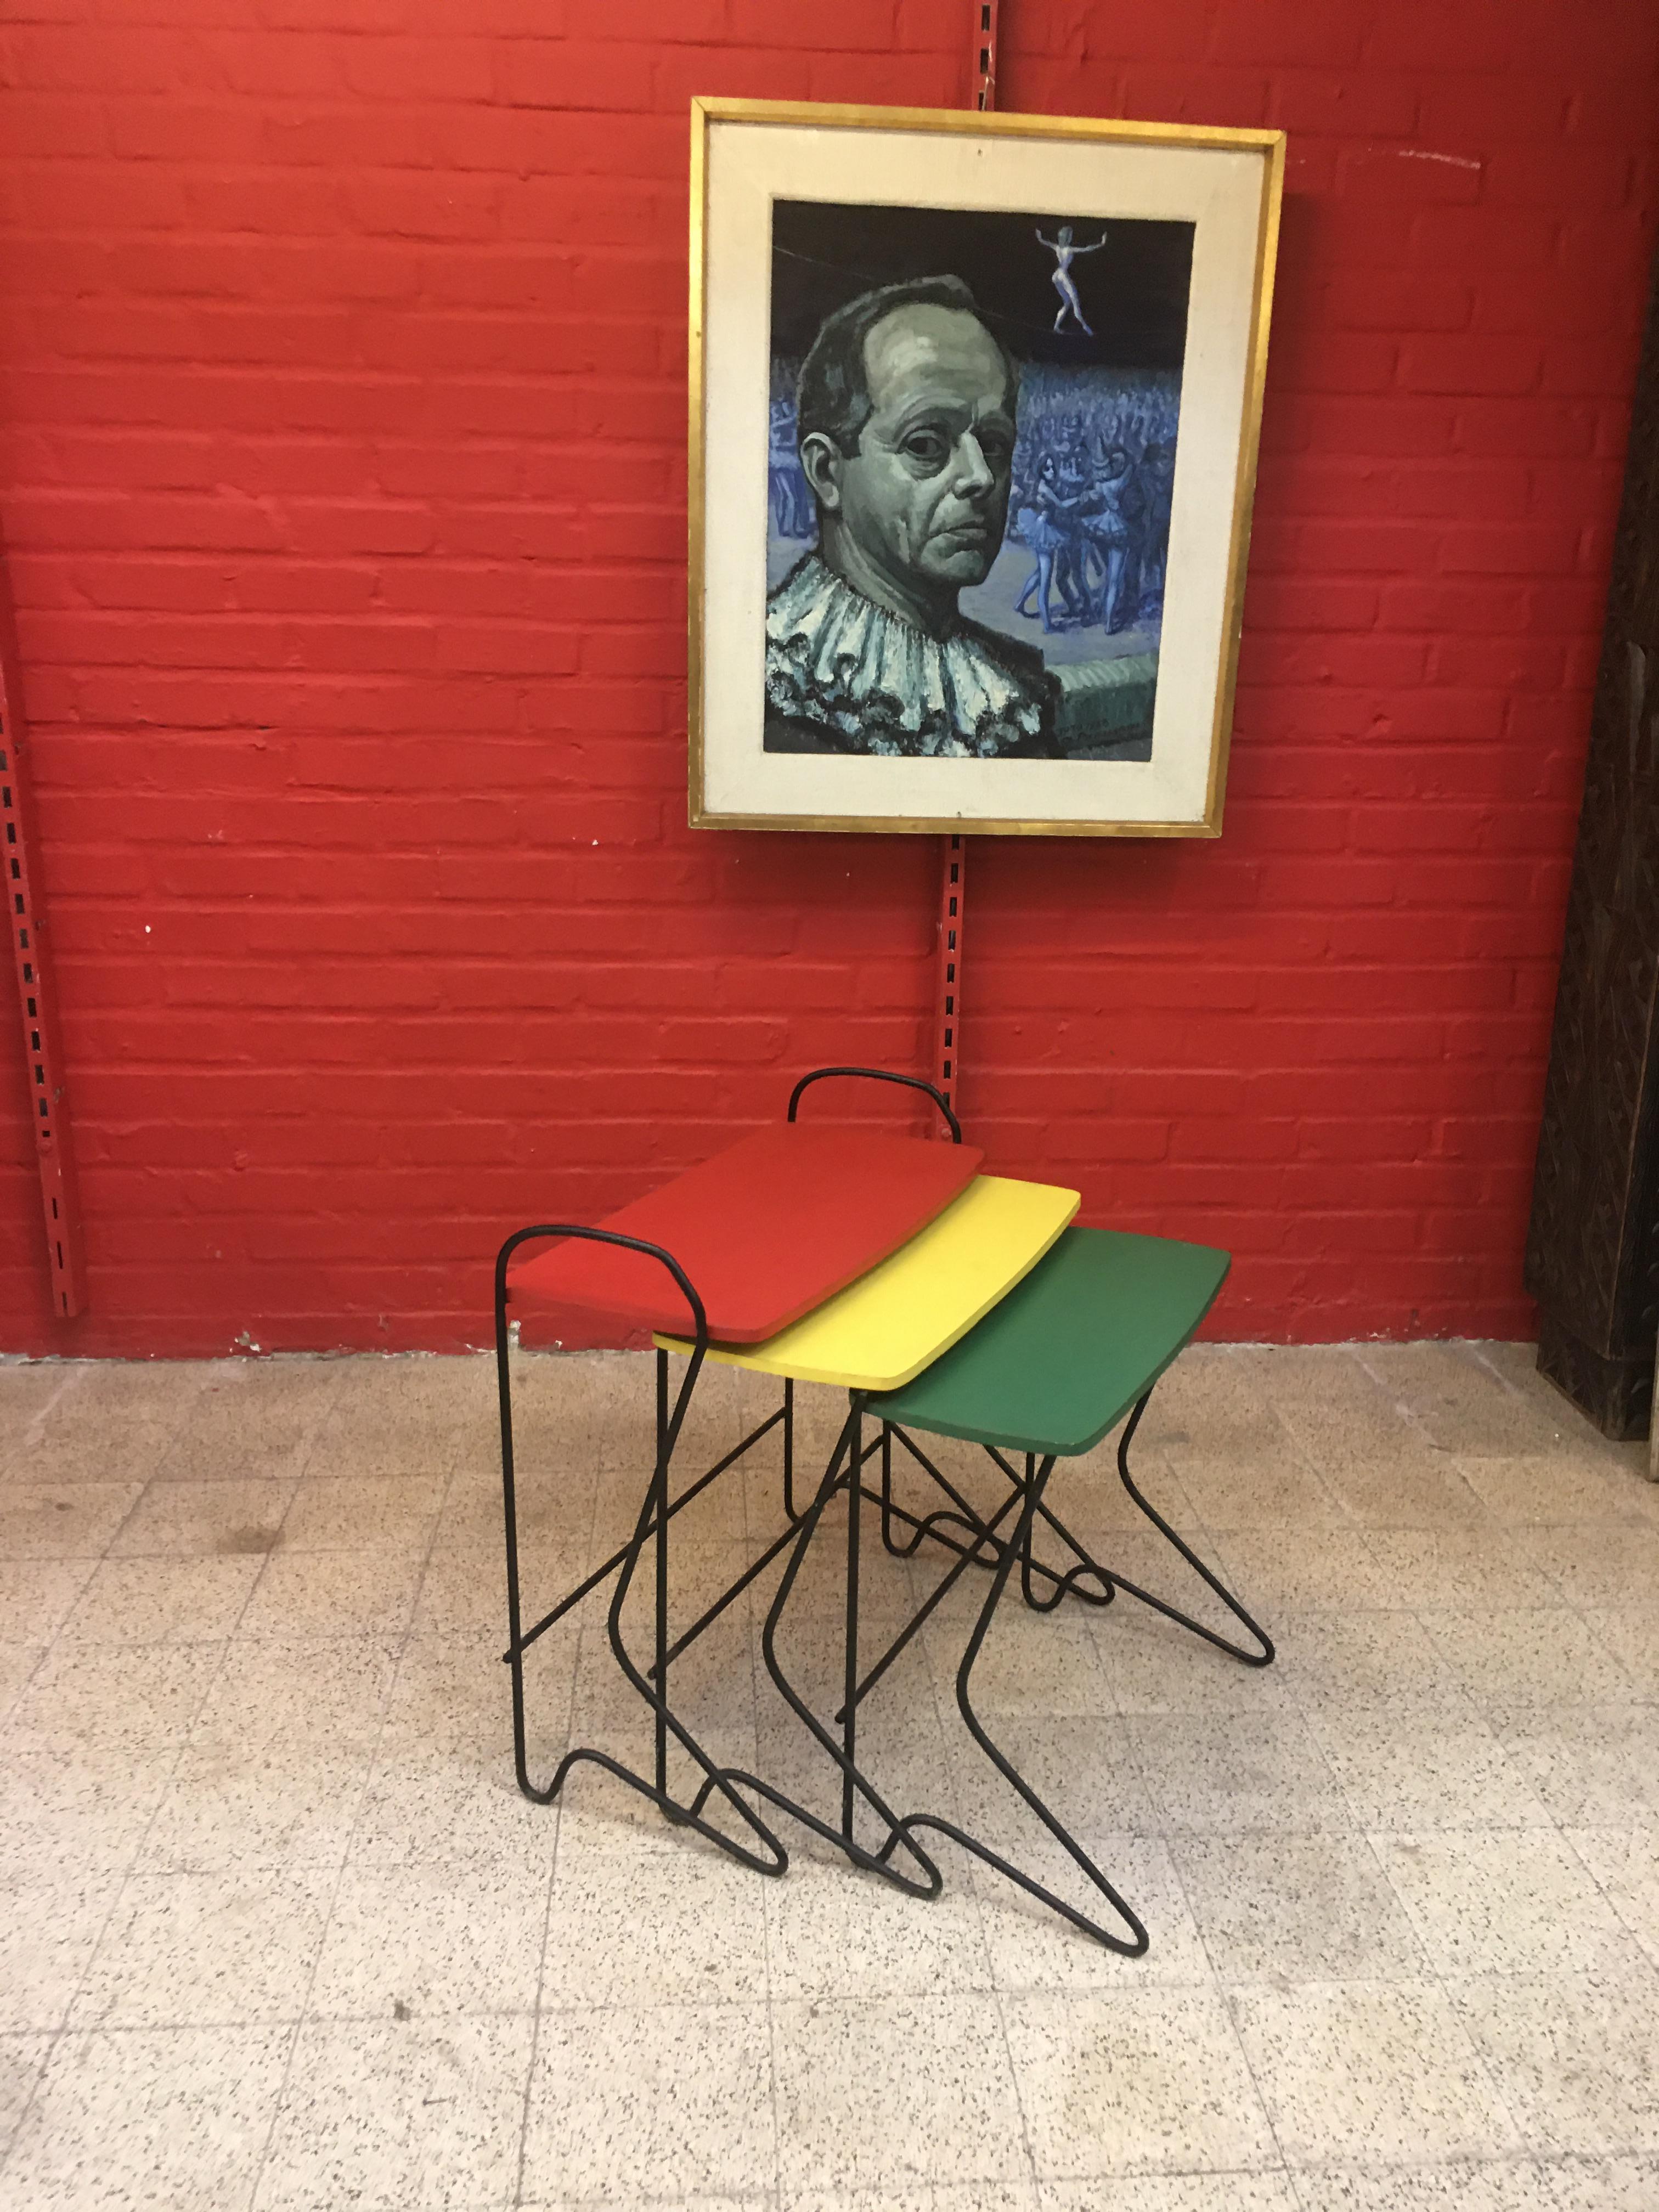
1526, 247, 1659, 1438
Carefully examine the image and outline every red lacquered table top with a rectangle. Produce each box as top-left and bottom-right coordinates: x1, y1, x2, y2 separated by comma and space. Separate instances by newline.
506, 1124, 984, 1343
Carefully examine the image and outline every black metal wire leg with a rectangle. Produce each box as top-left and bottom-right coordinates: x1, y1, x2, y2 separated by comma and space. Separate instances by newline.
893, 1451, 1150, 1954
878, 1423, 1113, 1612
726, 1397, 943, 1901
1098, 1391, 1274, 1666
494, 1231, 787, 1877
881, 1393, 1274, 1667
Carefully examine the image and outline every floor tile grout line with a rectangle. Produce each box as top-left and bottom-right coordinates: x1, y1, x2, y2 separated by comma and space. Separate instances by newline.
239, 1413, 454, 2209
0, 1677, 195, 2185
751, 1388, 786, 2212
510, 1463, 586, 2212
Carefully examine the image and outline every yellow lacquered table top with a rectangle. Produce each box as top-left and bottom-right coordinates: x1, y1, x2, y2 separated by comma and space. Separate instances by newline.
654, 1174, 1080, 1392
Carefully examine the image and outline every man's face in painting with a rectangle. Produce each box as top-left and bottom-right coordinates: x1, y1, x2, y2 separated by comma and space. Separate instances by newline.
802, 304, 1017, 627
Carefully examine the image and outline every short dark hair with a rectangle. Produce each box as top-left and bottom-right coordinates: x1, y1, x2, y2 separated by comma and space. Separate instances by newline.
795, 275, 1018, 458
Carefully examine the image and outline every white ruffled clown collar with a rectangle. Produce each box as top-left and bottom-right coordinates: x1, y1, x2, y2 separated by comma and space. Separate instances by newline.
765, 554, 1051, 759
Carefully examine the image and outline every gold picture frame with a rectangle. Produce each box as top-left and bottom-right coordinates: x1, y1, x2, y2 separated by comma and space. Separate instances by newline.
689, 97, 1285, 838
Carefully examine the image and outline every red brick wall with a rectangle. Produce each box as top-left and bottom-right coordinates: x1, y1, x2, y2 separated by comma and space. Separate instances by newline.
2, 2, 1656, 1357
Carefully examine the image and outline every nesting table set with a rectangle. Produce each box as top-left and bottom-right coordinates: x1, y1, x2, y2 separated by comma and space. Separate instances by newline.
494, 1067, 1273, 1953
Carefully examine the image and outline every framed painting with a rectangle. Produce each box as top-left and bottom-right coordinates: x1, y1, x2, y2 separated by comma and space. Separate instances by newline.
687, 98, 1284, 837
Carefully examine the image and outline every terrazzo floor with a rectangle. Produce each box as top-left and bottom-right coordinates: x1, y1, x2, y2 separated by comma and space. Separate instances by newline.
4, 1341, 1659, 2210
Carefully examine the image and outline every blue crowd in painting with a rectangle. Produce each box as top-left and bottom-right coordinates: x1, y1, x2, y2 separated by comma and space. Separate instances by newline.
768, 362, 1182, 645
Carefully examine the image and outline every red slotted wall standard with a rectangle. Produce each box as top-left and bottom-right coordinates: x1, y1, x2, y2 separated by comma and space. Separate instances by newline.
1, 2, 1656, 1356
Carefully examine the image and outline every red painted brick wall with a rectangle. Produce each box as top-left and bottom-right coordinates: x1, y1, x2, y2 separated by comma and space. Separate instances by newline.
2, 2, 1656, 1357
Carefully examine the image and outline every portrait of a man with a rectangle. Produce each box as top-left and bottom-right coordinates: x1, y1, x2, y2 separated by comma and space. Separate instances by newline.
765, 275, 1059, 760
763, 198, 1195, 766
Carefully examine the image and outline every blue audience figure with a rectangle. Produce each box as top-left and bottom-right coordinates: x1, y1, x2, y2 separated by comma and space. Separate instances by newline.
1013, 454, 1084, 633
1037, 223, 1108, 336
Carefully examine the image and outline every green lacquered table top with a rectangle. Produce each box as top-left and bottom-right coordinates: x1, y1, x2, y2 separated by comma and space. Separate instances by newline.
866, 1226, 1229, 1458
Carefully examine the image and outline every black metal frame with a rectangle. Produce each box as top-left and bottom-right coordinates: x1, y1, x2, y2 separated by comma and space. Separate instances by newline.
494, 1064, 1272, 1950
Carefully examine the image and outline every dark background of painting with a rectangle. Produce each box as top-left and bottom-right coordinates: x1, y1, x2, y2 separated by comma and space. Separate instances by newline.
770, 200, 1195, 369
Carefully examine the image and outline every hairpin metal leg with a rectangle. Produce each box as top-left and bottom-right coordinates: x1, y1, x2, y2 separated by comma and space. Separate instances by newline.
727, 1397, 942, 1899
494, 1241, 787, 1878
1102, 1389, 1273, 1665
878, 1391, 1273, 1668
895, 1451, 1150, 1954
843, 1395, 861, 1842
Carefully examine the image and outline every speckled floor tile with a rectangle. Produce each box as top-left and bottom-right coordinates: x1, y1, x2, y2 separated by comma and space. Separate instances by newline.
975, 1831, 1212, 1991
1420, 1607, 1640, 1709
1448, 1970, 1659, 2154
764, 1851, 991, 2001
920, 1611, 1111, 1719
0, 1875, 122, 2029
435, 1463, 600, 1553
1003, 1986, 1274, 2177
233, 1550, 421, 1640
413, 1541, 589, 1640
1355, 1343, 1558, 1458
783, 2187, 1039, 2212
1361, 1527, 1561, 1612
1287, 2157, 1566, 2207
5, 1410, 180, 1489
57, 1555, 264, 1644
1240, 1350, 1441, 1479
1489, 1706, 1659, 1827
1454, 1456, 1649, 1525
1205, 1527, 1399, 1615
0, 1483, 143, 1560
1511, 1522, 1659, 1610
383, 1624, 575, 1752
0, 2034, 52, 2163
1564, 1828, 1659, 1970
1169, 1831, 1427, 1985
3, 2025, 290, 2212
0, 1744, 178, 1878
1268, 1609, 1471, 1712
1309, 1707, 1551, 1830
528, 2197, 777, 2212
541, 1835, 768, 2006
309, 1857, 547, 2020
1578, 1606, 1659, 1689
257, 2013, 531, 2211
306, 1388, 477, 1485
1159, 1448, 1346, 1531
1094, 1604, 1293, 1718
109, 1477, 298, 1559
189, 1634, 400, 1750
275, 1474, 447, 1554
0, 1360, 74, 1431
154, 1360, 344, 1483
0, 1641, 42, 1719
346, 1745, 561, 1867
1318, 1456, 1492, 1528
507, 1350, 745, 1479
1540, 2157, 1659, 2208
944, 1714, 1159, 1848
138, 1740, 375, 1872
1042, 2179, 1300, 2212
70, 1866, 334, 2028
16, 1345, 1659, 2210
6, 1641, 224, 1750
1229, 1979, 1519, 2165
522, 2001, 774, 2200
0, 1559, 95, 1641
1127, 1711, 1351, 1832
774, 1993, 1029, 2192
1372, 1829, 1634, 1979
